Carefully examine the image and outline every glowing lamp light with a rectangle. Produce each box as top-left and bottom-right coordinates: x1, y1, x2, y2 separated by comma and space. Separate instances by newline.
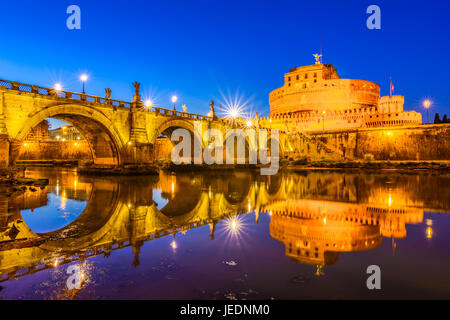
144, 99, 152, 108
231, 219, 238, 231
80, 74, 88, 82
170, 240, 178, 250
171, 95, 178, 104
246, 120, 252, 127
426, 227, 433, 239
423, 100, 431, 109
226, 216, 242, 236
229, 108, 239, 119
23, 142, 28, 147
54, 83, 63, 91
387, 131, 392, 136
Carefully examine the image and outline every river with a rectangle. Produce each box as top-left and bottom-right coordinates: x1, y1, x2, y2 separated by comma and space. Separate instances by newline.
0, 167, 449, 299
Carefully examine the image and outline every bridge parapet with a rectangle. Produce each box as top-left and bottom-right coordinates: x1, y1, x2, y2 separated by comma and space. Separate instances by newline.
0, 79, 214, 122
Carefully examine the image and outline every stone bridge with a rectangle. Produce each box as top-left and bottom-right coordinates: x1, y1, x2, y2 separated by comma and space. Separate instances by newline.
0, 79, 229, 166
0, 78, 351, 167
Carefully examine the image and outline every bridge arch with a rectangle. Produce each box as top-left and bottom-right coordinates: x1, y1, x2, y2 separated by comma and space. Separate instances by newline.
14, 104, 125, 165
152, 118, 205, 161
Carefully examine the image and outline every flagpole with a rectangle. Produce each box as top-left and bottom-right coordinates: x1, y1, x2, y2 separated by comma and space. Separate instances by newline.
389, 76, 392, 98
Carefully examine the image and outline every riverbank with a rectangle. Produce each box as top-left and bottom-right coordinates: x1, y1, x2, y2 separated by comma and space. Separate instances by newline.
280, 159, 450, 172
10, 159, 450, 176
0, 167, 49, 198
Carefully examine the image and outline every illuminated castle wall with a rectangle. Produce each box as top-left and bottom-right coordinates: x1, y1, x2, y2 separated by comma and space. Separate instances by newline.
267, 61, 422, 131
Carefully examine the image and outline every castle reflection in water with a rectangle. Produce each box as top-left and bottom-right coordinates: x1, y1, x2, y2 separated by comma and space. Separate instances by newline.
0, 168, 448, 285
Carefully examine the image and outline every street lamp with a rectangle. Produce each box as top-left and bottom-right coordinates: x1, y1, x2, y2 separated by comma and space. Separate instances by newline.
423, 100, 431, 124
80, 74, 88, 94
171, 95, 178, 110
54, 83, 63, 92
144, 99, 152, 109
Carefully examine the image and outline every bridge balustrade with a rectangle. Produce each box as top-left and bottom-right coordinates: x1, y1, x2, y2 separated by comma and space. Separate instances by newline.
0, 79, 213, 121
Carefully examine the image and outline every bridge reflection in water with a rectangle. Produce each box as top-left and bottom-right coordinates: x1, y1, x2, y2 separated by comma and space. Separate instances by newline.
0, 169, 448, 285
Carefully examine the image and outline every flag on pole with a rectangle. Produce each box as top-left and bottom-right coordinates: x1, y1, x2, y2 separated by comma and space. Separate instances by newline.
390, 77, 394, 97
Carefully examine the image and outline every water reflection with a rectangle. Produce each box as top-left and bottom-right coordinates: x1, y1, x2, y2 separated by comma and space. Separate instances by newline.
0, 168, 449, 298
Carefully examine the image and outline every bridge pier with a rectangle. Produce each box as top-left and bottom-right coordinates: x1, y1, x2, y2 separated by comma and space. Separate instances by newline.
0, 135, 10, 168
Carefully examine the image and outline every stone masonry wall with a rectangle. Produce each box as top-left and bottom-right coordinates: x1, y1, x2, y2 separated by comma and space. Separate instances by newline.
309, 124, 450, 161
18, 141, 92, 161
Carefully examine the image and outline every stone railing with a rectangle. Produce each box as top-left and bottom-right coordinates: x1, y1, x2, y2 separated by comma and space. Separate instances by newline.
0, 79, 132, 108
0, 79, 213, 121
148, 106, 212, 121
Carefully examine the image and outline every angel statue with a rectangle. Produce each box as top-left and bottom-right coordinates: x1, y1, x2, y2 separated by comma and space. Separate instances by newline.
132, 81, 141, 96
313, 53, 322, 65
105, 88, 112, 100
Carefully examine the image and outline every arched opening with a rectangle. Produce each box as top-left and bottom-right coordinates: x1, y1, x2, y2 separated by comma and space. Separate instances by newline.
158, 175, 203, 217
224, 173, 252, 205
18, 118, 93, 164
266, 174, 282, 195
12, 108, 122, 166
153, 120, 203, 163
17, 170, 120, 241
224, 131, 251, 164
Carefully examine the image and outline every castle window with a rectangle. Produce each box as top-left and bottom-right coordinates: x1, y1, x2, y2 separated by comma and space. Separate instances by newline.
288, 77, 291, 81
314, 73, 317, 77
303, 83, 307, 88
314, 79, 317, 83
296, 75, 299, 80
304, 73, 308, 79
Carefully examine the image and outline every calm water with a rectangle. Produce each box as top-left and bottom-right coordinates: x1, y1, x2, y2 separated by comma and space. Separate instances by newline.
1, 167, 449, 300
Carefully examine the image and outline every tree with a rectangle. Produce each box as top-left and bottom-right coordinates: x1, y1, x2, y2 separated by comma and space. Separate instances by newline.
434, 113, 441, 124
443, 114, 448, 123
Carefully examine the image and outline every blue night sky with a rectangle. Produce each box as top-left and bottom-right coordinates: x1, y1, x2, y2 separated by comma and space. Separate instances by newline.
0, 0, 449, 128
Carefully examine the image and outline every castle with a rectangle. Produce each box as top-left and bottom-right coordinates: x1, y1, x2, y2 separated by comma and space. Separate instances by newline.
267, 55, 422, 131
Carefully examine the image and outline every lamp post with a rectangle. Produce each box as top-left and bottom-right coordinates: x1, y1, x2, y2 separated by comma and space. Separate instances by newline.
80, 74, 88, 94
172, 95, 178, 110
423, 100, 431, 124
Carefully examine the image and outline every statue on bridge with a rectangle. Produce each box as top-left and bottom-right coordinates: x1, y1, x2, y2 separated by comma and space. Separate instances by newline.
132, 81, 141, 102
105, 88, 112, 103
209, 100, 216, 119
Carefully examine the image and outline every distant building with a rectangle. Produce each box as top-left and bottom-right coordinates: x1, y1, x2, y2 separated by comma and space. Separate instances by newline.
268, 59, 422, 131
49, 125, 84, 141
26, 120, 49, 141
